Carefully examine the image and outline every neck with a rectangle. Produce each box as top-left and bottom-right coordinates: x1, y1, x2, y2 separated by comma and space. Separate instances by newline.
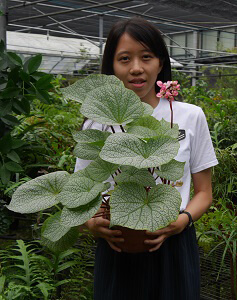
142, 96, 160, 108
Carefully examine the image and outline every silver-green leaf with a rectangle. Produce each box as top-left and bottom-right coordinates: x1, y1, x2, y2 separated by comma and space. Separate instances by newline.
80, 84, 144, 125
142, 102, 153, 116
60, 196, 102, 227
57, 175, 110, 208
110, 183, 181, 231
156, 159, 185, 181
160, 119, 179, 139
100, 132, 179, 168
73, 142, 101, 160
127, 115, 161, 131
41, 219, 79, 253
114, 166, 156, 187
7, 171, 70, 213
42, 211, 71, 242
81, 158, 119, 182
126, 126, 159, 139
72, 129, 111, 143
60, 74, 122, 103
73, 129, 111, 160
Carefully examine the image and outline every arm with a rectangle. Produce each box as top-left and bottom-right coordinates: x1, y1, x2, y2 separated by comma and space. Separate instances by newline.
144, 168, 213, 252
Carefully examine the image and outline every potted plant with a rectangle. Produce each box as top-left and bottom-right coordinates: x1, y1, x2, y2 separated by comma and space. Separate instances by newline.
7, 74, 184, 253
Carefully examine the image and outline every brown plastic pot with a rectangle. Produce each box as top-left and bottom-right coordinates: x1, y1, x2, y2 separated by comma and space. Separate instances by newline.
113, 226, 157, 253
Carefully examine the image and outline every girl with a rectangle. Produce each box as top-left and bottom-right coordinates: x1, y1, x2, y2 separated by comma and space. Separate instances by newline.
75, 17, 218, 300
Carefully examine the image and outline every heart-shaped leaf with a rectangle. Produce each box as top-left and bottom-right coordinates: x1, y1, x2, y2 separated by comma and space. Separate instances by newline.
110, 183, 181, 231
114, 166, 156, 187
57, 175, 110, 208
100, 132, 179, 168
7, 171, 70, 213
160, 119, 179, 139
79, 158, 118, 182
42, 211, 71, 242
72, 129, 111, 143
128, 115, 161, 131
80, 84, 144, 125
126, 116, 178, 140
60, 196, 102, 227
73, 129, 111, 160
156, 159, 185, 181
61, 74, 122, 103
41, 218, 79, 253
142, 102, 154, 116
73, 143, 102, 160
127, 126, 159, 139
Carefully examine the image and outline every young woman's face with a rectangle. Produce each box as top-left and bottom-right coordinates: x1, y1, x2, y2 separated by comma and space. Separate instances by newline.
113, 33, 162, 106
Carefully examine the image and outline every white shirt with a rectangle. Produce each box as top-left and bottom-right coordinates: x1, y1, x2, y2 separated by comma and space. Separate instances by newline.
75, 98, 218, 210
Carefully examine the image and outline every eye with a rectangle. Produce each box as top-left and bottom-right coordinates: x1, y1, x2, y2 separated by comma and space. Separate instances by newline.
119, 56, 130, 62
143, 54, 153, 60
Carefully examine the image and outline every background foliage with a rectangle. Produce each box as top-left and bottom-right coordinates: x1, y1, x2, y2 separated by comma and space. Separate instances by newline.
0, 60, 236, 298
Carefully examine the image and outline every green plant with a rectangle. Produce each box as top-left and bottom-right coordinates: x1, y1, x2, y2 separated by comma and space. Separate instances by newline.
7, 74, 184, 251
212, 145, 237, 205
0, 200, 11, 235
0, 237, 95, 300
0, 240, 55, 299
196, 200, 237, 299
0, 40, 53, 187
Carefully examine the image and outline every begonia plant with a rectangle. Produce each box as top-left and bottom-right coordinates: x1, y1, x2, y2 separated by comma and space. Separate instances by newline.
7, 74, 184, 251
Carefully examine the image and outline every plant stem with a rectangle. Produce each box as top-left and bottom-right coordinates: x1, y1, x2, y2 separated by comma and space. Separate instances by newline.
120, 125, 125, 132
111, 174, 117, 185
110, 126, 115, 133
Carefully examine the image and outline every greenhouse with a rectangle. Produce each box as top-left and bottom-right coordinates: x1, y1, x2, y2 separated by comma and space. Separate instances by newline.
0, 1, 237, 299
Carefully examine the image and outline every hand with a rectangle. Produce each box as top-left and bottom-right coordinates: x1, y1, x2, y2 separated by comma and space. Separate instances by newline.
144, 213, 189, 252
85, 217, 124, 252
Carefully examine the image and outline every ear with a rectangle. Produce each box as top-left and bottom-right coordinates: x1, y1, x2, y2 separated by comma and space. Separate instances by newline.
157, 58, 163, 75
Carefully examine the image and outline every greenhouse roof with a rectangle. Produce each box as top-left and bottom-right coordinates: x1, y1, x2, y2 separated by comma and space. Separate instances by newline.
3, 0, 237, 76
7, 0, 237, 40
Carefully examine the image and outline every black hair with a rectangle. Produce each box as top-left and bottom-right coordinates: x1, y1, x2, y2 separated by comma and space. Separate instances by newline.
101, 17, 172, 93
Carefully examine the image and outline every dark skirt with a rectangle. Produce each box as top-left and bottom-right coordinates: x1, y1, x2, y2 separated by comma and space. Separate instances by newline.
94, 225, 200, 300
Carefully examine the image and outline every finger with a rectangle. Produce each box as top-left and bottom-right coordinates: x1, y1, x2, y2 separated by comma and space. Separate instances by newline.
99, 227, 122, 237
94, 217, 111, 227
146, 229, 166, 235
144, 235, 164, 245
149, 242, 163, 252
108, 236, 125, 243
107, 241, 122, 252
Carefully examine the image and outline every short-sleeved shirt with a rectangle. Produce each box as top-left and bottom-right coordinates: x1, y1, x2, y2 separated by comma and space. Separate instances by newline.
75, 98, 218, 210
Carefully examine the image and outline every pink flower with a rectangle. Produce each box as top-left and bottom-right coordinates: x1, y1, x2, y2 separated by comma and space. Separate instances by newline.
156, 80, 180, 101
156, 92, 162, 98
157, 81, 163, 88
173, 90, 178, 96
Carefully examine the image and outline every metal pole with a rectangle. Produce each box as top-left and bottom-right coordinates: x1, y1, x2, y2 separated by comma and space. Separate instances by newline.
9, 0, 48, 10
0, 0, 7, 47
11, 0, 131, 23
99, 15, 103, 66
192, 31, 199, 86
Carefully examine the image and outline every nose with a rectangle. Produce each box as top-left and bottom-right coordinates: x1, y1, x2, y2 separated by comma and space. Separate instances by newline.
129, 59, 144, 75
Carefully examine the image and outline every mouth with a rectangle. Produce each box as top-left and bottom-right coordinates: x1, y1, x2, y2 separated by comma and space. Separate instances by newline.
129, 78, 146, 88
